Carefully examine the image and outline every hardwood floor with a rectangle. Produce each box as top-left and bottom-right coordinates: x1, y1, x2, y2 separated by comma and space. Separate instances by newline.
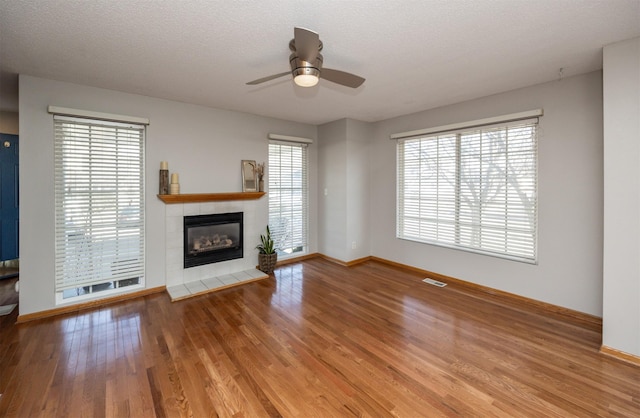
1, 258, 638, 417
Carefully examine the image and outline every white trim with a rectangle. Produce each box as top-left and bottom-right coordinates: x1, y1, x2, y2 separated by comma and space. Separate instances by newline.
390, 108, 543, 140
56, 283, 144, 305
268, 133, 313, 144
48, 106, 150, 125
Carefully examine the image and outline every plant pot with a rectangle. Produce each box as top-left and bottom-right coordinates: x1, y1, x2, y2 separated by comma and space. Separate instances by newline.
258, 253, 277, 274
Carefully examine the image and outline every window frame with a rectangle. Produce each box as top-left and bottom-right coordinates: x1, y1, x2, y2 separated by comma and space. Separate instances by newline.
53, 114, 146, 303
395, 115, 539, 264
268, 140, 309, 258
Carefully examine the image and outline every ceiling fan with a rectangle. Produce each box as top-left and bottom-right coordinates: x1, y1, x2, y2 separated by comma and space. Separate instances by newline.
246, 27, 365, 89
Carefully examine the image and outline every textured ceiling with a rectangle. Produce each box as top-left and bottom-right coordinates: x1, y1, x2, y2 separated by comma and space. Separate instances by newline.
1, 0, 639, 125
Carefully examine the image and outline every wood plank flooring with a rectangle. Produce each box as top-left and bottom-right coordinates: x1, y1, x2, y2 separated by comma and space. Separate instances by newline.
1, 258, 638, 417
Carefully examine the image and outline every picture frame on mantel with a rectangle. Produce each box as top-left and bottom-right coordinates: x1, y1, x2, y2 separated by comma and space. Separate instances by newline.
241, 160, 257, 192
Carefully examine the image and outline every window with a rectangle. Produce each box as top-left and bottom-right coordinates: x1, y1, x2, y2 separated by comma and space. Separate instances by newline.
268, 141, 308, 257
54, 115, 145, 302
396, 115, 538, 263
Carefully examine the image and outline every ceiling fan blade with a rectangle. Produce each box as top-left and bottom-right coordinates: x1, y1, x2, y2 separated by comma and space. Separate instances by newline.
294, 27, 320, 62
246, 71, 290, 85
320, 68, 365, 88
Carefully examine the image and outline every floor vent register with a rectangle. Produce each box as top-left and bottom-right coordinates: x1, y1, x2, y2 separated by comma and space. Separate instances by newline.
422, 278, 447, 287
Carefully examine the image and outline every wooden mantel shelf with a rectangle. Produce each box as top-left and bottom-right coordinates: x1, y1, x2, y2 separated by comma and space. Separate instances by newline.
157, 192, 265, 204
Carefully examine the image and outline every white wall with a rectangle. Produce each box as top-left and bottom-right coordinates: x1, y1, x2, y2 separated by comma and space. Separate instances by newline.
602, 37, 640, 356
19, 75, 317, 315
317, 118, 372, 262
369, 71, 604, 316
318, 119, 348, 260
345, 119, 371, 260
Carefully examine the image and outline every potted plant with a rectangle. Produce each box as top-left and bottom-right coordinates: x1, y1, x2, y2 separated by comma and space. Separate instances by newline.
256, 226, 277, 274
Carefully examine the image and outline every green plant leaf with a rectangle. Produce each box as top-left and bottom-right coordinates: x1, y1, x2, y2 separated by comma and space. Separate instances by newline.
256, 225, 276, 254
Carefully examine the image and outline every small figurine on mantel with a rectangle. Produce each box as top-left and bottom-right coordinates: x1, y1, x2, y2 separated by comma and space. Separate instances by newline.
255, 162, 265, 192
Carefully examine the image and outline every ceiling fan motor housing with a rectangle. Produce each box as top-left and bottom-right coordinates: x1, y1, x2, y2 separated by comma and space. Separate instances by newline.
289, 53, 322, 79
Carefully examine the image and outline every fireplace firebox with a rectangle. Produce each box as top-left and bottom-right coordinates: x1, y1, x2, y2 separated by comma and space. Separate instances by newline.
183, 212, 243, 268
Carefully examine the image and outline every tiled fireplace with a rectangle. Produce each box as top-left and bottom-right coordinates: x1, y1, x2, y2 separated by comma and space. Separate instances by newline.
163, 197, 267, 300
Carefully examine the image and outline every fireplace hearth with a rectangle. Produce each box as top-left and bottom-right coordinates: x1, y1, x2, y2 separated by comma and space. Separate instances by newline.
183, 212, 243, 268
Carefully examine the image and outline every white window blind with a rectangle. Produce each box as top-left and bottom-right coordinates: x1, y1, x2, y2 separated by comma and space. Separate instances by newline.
54, 115, 145, 291
268, 141, 308, 256
397, 117, 538, 263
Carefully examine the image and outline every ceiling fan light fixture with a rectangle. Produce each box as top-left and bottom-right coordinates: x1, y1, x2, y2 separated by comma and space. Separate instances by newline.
294, 74, 319, 87
292, 67, 320, 87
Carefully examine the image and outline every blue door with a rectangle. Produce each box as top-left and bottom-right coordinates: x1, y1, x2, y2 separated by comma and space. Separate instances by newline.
0, 134, 19, 261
